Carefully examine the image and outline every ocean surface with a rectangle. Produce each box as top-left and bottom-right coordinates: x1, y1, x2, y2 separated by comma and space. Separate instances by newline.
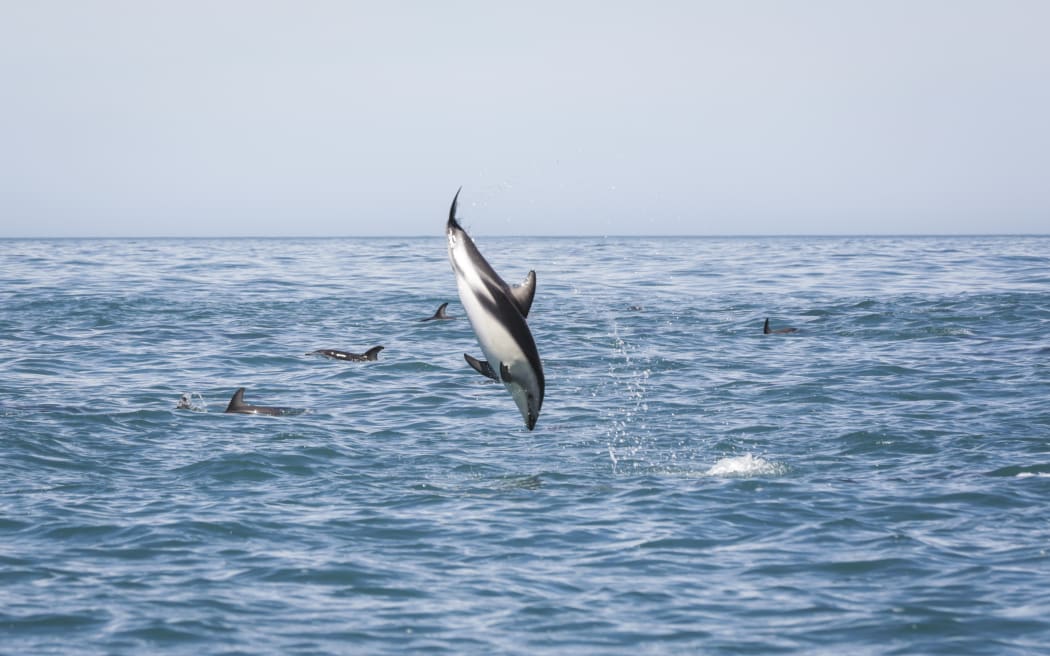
2, 235, 1049, 655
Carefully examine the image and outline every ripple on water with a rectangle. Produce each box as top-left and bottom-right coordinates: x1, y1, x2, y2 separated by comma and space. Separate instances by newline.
2, 236, 1050, 653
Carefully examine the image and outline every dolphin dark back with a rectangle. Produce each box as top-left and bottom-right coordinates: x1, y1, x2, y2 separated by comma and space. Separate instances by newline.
309, 346, 384, 361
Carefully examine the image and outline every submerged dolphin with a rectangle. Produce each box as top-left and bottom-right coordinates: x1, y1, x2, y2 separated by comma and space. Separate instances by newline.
308, 346, 384, 361
764, 318, 798, 335
224, 387, 301, 416
446, 187, 544, 430
421, 302, 455, 322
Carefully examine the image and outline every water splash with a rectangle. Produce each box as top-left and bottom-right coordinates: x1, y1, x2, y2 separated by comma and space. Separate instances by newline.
703, 453, 785, 478
602, 313, 653, 474
176, 392, 208, 412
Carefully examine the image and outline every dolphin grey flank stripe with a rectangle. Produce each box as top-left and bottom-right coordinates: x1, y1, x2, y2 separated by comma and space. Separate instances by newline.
446, 187, 544, 430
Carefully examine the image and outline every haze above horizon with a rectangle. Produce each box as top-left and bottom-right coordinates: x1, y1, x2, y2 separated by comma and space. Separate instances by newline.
2, 2, 1048, 238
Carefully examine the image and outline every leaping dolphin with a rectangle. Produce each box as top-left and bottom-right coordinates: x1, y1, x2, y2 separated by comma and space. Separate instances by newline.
421, 302, 454, 322
308, 346, 384, 361
446, 187, 544, 430
224, 387, 302, 416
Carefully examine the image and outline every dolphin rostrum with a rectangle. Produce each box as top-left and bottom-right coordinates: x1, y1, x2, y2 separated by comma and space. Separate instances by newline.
224, 387, 301, 416
446, 187, 544, 430
421, 302, 455, 322
764, 318, 798, 334
308, 346, 384, 361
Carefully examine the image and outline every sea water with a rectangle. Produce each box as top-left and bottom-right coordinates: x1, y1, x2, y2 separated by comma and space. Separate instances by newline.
1, 235, 1049, 654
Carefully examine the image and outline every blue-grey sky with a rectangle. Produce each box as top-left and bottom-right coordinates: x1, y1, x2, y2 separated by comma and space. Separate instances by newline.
2, 1, 1048, 237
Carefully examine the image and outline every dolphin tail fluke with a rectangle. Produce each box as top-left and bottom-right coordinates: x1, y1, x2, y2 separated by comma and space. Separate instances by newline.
464, 353, 499, 381
448, 187, 463, 228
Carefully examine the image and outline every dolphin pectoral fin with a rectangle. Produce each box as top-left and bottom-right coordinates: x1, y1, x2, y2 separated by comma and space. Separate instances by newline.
499, 362, 513, 384
510, 270, 536, 317
464, 353, 499, 381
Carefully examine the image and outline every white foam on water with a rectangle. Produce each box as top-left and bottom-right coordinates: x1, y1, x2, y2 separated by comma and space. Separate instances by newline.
704, 453, 784, 478
176, 392, 208, 412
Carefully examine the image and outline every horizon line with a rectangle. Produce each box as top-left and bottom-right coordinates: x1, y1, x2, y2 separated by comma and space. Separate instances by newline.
1, 232, 1048, 240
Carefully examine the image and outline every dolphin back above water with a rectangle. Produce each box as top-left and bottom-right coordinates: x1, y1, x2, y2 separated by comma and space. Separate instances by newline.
446, 188, 544, 430
224, 387, 302, 416
763, 318, 799, 335
308, 346, 384, 361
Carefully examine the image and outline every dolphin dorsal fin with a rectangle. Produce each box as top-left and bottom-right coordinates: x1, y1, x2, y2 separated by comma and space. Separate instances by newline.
464, 353, 499, 381
510, 270, 537, 317
227, 387, 246, 412
364, 346, 384, 360
763, 318, 771, 334
421, 302, 451, 322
